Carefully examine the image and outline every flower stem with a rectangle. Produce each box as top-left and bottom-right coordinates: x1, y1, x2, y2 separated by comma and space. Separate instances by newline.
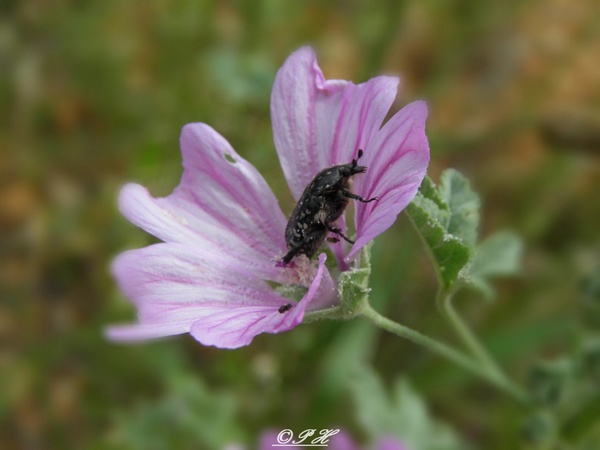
303, 306, 345, 322
437, 288, 509, 386
360, 303, 529, 403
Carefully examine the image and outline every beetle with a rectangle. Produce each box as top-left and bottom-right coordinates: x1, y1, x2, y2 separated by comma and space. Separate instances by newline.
280, 149, 377, 265
278, 303, 293, 313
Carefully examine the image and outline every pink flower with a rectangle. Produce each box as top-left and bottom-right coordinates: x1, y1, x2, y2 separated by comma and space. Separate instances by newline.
107, 47, 429, 349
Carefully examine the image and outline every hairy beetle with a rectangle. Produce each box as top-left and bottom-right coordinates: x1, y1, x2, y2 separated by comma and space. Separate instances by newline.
280, 149, 377, 265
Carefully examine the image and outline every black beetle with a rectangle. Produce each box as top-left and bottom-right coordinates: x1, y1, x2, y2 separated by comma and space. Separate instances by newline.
280, 149, 377, 265
278, 303, 293, 313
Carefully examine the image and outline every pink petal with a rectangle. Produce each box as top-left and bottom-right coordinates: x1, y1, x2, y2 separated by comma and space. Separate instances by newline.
107, 244, 332, 349
106, 242, 283, 341
190, 253, 332, 348
327, 430, 359, 450
271, 46, 399, 200
106, 322, 192, 341
305, 252, 338, 311
258, 431, 280, 449
348, 101, 429, 259
119, 123, 288, 277
376, 437, 409, 450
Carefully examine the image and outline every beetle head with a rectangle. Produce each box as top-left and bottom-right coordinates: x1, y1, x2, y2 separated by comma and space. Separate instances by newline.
349, 149, 367, 175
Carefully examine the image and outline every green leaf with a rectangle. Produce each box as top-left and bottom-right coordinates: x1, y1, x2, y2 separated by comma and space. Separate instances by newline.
470, 231, 523, 278
109, 373, 243, 450
464, 231, 523, 299
418, 175, 448, 216
438, 169, 480, 248
581, 267, 600, 329
406, 176, 472, 290
339, 243, 373, 316
316, 320, 379, 403
349, 365, 466, 450
407, 171, 523, 297
527, 358, 576, 407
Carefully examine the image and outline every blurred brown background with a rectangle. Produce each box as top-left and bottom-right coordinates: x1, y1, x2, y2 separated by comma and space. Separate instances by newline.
2, 1, 599, 449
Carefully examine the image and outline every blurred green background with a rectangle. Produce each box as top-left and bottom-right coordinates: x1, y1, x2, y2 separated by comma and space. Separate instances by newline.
2, 1, 600, 449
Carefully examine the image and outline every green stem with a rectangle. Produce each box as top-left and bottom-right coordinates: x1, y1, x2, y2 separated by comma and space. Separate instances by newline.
437, 288, 508, 383
361, 303, 529, 403
407, 211, 529, 403
303, 306, 345, 323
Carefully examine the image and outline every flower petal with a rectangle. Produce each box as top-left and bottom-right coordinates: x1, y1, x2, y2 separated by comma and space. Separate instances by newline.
348, 101, 430, 259
258, 431, 280, 449
305, 253, 338, 311
376, 437, 409, 450
271, 46, 399, 200
107, 243, 284, 338
119, 123, 288, 276
105, 322, 191, 341
190, 253, 331, 348
107, 244, 332, 349
328, 430, 359, 450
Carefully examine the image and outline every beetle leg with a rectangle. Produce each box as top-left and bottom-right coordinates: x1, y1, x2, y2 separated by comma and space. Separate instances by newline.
342, 190, 378, 203
326, 225, 355, 244
280, 246, 301, 265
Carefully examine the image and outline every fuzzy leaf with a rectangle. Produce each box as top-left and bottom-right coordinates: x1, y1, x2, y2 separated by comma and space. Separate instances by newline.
464, 231, 523, 300
406, 176, 472, 290
339, 243, 372, 316
470, 231, 523, 277
408, 171, 523, 297
110, 373, 242, 449
438, 169, 480, 248
349, 365, 465, 450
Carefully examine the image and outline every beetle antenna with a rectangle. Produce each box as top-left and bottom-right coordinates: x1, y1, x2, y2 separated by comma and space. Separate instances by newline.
352, 149, 364, 167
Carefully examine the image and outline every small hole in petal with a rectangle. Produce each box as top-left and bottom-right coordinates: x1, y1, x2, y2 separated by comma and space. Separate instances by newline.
224, 153, 237, 164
